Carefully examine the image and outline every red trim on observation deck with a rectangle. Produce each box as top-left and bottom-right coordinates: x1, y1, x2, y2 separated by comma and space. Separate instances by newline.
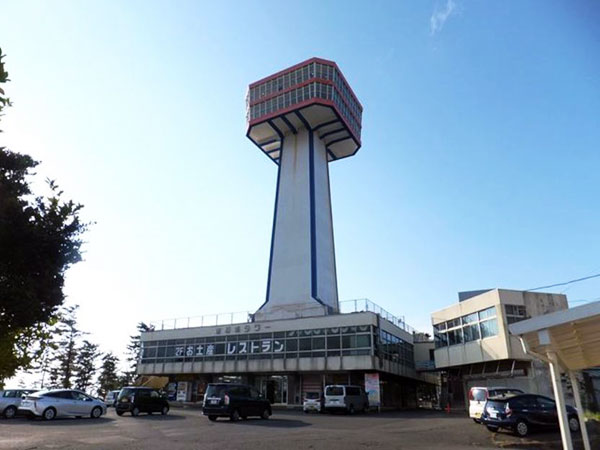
248, 78, 363, 131
248, 57, 363, 112
249, 78, 334, 107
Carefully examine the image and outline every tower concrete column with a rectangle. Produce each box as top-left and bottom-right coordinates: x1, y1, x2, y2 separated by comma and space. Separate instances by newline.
246, 58, 363, 321
255, 127, 338, 320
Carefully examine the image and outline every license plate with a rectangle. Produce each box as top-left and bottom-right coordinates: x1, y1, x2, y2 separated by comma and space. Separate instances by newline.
210, 399, 219, 405
490, 411, 497, 419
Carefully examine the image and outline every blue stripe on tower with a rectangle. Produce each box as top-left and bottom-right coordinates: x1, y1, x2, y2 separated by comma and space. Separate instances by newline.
259, 137, 284, 310
308, 129, 318, 301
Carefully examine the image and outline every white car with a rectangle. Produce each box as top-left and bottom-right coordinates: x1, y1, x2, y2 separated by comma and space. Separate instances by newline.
104, 390, 120, 407
303, 392, 322, 413
468, 386, 524, 422
0, 389, 37, 418
19, 389, 107, 420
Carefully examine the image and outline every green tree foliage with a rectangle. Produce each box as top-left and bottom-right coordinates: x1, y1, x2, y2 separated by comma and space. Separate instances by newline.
0, 48, 89, 385
97, 352, 120, 398
54, 305, 83, 389
74, 340, 99, 393
123, 322, 154, 385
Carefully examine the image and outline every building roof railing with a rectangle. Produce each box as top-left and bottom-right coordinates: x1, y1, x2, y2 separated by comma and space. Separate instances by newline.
146, 298, 418, 334
339, 299, 417, 334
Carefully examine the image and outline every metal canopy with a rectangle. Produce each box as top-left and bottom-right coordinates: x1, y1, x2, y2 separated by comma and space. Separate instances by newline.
509, 300, 600, 450
509, 301, 600, 370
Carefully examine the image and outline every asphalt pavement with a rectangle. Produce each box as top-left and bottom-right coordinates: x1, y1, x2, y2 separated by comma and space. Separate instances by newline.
0, 407, 596, 450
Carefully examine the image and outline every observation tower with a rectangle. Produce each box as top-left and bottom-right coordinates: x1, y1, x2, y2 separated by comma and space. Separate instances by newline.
246, 58, 363, 321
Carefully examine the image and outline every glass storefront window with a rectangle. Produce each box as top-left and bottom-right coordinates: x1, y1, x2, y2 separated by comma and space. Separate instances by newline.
327, 335, 341, 349
312, 337, 325, 349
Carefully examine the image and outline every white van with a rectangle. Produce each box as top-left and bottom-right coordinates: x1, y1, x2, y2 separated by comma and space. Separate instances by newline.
468, 386, 524, 422
324, 385, 369, 414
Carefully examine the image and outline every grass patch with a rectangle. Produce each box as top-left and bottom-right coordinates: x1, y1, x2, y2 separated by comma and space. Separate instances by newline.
585, 410, 600, 422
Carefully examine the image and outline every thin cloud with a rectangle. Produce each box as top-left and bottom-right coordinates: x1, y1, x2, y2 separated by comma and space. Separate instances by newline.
430, 0, 457, 35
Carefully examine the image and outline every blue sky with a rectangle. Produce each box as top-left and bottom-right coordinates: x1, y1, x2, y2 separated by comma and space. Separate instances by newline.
2, 1, 599, 364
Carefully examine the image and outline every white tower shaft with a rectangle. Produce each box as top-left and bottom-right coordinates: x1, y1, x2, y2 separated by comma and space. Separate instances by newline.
255, 126, 339, 320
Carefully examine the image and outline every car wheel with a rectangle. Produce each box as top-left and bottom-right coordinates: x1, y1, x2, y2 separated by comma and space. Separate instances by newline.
208, 415, 217, 422
131, 407, 140, 417
515, 420, 529, 437
43, 407, 56, 421
230, 409, 240, 422
161, 406, 169, 416
473, 418, 480, 424
3, 405, 17, 419
568, 416, 580, 432
116, 411, 124, 416
91, 407, 102, 419
261, 408, 270, 420
486, 425, 499, 432
348, 404, 355, 415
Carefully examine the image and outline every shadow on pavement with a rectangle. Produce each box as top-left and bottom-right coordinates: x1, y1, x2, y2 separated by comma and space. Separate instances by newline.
116, 413, 187, 421
276, 409, 464, 420
218, 417, 311, 428
13, 416, 116, 426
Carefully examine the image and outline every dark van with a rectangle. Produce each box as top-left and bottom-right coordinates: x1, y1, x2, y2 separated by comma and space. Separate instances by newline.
115, 387, 169, 417
202, 383, 271, 421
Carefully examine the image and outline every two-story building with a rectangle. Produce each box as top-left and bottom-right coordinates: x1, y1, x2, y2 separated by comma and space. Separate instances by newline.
138, 300, 439, 408
431, 288, 568, 409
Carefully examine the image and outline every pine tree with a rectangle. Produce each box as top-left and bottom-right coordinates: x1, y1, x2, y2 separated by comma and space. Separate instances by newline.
123, 322, 154, 385
74, 340, 99, 393
54, 305, 83, 388
97, 353, 120, 398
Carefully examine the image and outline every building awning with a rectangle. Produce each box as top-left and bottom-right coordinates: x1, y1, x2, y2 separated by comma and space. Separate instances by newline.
509, 300, 600, 371
509, 300, 600, 450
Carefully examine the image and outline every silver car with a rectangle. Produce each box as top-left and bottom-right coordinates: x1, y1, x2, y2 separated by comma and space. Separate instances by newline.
19, 389, 107, 420
0, 389, 37, 418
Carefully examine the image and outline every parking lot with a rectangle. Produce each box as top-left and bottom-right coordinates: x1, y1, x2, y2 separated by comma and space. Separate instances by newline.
0, 408, 596, 450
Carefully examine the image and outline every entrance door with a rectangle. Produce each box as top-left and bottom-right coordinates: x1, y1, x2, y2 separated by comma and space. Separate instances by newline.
260, 376, 288, 405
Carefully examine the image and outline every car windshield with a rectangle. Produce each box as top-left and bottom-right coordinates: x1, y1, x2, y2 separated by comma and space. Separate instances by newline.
34, 390, 54, 398
205, 385, 231, 398
470, 388, 486, 402
326, 386, 344, 396
118, 388, 137, 400
305, 392, 320, 400
489, 388, 522, 397
485, 399, 507, 411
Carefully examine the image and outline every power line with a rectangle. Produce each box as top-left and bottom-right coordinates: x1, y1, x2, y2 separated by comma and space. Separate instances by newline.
528, 273, 600, 291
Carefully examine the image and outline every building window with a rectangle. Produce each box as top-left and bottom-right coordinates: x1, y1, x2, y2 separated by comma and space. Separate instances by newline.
433, 305, 499, 348
505, 304, 527, 324
480, 318, 499, 338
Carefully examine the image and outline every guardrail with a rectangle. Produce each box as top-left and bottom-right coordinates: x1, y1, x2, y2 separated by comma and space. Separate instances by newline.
149, 311, 252, 331
148, 298, 418, 334
339, 299, 417, 334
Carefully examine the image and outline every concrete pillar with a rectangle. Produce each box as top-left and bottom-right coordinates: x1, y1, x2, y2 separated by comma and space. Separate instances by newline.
569, 370, 591, 450
256, 128, 339, 320
547, 351, 573, 450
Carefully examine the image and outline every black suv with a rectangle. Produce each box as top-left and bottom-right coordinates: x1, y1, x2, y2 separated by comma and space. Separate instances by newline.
115, 387, 169, 417
202, 383, 271, 421
481, 393, 579, 437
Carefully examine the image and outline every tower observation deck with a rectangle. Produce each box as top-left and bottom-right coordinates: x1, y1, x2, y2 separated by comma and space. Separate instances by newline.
246, 57, 363, 321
